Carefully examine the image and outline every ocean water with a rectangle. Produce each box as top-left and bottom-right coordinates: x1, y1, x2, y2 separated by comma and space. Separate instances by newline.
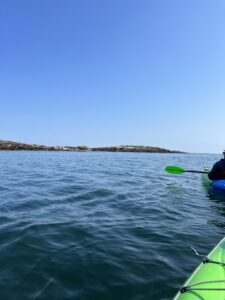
0, 151, 224, 300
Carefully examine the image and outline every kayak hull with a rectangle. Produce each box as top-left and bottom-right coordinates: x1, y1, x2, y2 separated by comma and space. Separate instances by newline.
212, 180, 225, 191
202, 169, 225, 192
174, 237, 225, 299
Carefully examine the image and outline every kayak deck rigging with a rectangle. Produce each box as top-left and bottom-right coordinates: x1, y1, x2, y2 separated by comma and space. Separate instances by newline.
174, 237, 225, 299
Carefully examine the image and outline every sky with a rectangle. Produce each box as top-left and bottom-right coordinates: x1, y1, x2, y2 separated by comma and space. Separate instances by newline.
1, 0, 225, 153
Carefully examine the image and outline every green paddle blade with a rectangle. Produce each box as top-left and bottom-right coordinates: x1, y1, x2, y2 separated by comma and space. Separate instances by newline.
165, 166, 185, 174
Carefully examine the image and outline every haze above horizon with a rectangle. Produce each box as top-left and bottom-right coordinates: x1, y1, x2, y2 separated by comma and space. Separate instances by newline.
1, 0, 225, 154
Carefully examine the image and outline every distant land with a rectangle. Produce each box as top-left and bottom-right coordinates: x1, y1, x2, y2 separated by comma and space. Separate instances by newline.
0, 140, 183, 153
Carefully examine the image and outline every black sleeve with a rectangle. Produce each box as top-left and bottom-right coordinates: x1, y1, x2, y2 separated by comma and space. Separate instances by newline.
208, 169, 216, 180
208, 161, 221, 180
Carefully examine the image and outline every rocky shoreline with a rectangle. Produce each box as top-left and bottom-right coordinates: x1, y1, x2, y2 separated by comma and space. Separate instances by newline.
0, 140, 182, 153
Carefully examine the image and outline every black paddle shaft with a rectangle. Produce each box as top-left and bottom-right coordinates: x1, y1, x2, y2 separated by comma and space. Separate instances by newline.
186, 170, 208, 174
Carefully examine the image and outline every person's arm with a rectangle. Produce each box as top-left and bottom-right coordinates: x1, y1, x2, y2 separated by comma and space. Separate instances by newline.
208, 162, 219, 180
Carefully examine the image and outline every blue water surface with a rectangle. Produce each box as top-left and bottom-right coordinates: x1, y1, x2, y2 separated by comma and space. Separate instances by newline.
0, 151, 224, 300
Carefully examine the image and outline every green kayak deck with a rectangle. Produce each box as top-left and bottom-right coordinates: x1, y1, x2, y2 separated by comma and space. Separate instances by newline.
174, 237, 225, 299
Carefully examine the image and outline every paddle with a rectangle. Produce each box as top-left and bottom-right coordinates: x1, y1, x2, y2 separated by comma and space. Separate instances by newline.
165, 166, 208, 174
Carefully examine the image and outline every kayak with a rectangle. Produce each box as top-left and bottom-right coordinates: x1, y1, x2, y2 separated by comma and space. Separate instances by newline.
202, 169, 225, 192
164, 166, 225, 192
174, 237, 225, 299
212, 180, 225, 192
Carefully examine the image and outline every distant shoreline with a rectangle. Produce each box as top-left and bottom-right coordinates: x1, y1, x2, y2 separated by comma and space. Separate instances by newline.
0, 140, 183, 153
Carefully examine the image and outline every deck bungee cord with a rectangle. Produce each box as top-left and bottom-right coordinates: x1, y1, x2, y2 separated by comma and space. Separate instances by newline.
174, 237, 225, 299
180, 280, 225, 293
179, 247, 225, 294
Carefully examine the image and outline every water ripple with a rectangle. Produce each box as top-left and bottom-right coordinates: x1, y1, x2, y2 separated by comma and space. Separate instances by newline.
0, 151, 224, 299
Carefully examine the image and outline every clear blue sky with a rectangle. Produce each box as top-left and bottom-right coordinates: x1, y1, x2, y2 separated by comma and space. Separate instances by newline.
1, 0, 225, 153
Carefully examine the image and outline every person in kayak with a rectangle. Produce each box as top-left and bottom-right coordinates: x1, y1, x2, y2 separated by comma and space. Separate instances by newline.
208, 151, 225, 180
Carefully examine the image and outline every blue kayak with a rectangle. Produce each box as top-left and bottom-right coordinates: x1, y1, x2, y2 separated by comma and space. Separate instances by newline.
212, 180, 225, 191
202, 169, 225, 192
